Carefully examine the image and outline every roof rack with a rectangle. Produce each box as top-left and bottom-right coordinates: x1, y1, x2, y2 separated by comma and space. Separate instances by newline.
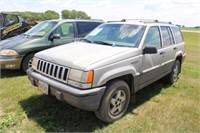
121, 19, 172, 24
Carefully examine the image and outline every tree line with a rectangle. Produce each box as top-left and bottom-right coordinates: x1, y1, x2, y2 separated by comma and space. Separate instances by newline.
2, 10, 91, 21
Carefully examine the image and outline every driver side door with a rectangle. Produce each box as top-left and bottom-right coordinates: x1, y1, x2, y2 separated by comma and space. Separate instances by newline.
139, 26, 164, 88
48, 22, 76, 46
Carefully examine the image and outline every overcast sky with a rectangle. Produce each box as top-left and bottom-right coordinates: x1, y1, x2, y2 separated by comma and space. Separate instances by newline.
0, 0, 199, 27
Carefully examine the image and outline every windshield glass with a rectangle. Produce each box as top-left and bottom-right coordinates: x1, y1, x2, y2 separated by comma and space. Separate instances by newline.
85, 24, 145, 47
25, 21, 58, 37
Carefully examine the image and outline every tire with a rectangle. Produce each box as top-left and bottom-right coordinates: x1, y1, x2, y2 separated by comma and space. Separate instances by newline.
95, 79, 130, 123
165, 60, 181, 84
22, 53, 35, 72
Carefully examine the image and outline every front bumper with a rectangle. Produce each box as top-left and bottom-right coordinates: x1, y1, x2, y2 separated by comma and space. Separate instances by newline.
27, 68, 106, 111
0, 56, 23, 69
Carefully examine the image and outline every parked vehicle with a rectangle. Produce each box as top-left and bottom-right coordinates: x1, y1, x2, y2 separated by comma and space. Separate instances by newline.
0, 13, 37, 40
27, 19, 186, 123
0, 19, 103, 72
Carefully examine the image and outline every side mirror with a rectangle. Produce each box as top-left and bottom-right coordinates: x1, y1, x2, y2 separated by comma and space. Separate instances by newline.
51, 34, 60, 41
143, 47, 157, 54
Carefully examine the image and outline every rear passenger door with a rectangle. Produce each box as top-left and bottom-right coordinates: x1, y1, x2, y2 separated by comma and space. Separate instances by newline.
160, 26, 176, 73
139, 26, 163, 86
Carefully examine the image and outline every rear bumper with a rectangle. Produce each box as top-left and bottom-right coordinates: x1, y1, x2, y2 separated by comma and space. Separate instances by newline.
0, 56, 22, 69
27, 68, 106, 111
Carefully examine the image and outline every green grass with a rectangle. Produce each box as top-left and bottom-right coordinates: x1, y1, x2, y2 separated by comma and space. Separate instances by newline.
0, 32, 200, 132
181, 27, 200, 31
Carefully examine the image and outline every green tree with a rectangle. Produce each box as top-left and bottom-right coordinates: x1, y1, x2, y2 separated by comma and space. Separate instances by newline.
61, 9, 91, 19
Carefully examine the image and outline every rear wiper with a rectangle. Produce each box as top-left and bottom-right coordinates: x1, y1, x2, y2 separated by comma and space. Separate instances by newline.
93, 41, 115, 46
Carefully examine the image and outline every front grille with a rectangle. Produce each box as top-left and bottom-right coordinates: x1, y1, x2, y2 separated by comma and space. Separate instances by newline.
36, 59, 69, 83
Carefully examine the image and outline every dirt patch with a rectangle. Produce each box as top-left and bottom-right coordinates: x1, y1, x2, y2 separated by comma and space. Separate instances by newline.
0, 109, 3, 116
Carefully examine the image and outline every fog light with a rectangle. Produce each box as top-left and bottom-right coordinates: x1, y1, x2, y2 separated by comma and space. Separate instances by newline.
5, 64, 15, 68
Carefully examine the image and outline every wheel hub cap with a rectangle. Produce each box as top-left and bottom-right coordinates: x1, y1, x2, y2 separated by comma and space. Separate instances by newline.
109, 90, 126, 116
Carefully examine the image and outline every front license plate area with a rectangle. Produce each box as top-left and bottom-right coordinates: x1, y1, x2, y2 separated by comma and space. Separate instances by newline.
38, 81, 49, 95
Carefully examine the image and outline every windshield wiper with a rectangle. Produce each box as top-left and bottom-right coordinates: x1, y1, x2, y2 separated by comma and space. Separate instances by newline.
93, 41, 115, 46
82, 38, 92, 43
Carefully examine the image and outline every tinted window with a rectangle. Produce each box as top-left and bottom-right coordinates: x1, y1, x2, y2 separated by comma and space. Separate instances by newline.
5, 15, 19, 26
161, 26, 174, 47
76, 22, 102, 37
144, 26, 161, 49
0, 14, 3, 27
171, 27, 183, 44
53, 22, 74, 38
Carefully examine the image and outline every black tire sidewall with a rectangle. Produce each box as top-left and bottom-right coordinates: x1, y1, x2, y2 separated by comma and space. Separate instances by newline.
166, 60, 181, 84
22, 53, 35, 72
96, 80, 130, 123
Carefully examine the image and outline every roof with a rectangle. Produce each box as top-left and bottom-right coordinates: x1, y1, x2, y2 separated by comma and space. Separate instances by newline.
45, 19, 103, 23
108, 19, 177, 27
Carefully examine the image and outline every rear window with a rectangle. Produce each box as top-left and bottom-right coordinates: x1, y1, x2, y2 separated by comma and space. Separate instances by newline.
171, 27, 184, 44
76, 22, 102, 37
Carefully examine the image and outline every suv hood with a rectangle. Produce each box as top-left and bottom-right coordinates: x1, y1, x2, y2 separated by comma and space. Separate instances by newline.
35, 42, 138, 70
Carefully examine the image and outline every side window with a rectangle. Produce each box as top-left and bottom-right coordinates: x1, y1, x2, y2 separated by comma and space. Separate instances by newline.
144, 26, 161, 49
53, 22, 74, 38
76, 22, 101, 37
0, 14, 3, 28
161, 26, 174, 47
5, 15, 19, 26
171, 27, 183, 44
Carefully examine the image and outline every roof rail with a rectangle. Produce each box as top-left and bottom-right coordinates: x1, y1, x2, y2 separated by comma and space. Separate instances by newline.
107, 20, 122, 23
121, 19, 172, 24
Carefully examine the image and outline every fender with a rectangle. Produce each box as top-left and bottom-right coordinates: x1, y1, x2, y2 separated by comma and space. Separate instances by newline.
95, 64, 139, 87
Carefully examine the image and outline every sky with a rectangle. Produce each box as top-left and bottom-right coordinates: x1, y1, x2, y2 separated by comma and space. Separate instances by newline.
0, 0, 199, 27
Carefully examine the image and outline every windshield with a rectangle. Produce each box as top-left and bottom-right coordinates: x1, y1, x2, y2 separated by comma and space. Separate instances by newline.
85, 24, 145, 47
25, 21, 58, 37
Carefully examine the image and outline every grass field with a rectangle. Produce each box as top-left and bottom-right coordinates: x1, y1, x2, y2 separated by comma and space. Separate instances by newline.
0, 32, 200, 132
181, 27, 200, 31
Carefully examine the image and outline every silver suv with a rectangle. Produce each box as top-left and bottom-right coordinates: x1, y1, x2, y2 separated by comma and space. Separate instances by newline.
27, 19, 186, 123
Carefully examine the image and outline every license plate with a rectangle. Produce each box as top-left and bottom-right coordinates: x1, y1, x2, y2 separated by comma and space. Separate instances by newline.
38, 81, 49, 95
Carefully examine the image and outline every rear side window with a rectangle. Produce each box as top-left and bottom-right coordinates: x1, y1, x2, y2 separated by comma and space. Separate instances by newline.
76, 22, 102, 37
144, 26, 161, 49
171, 27, 183, 44
0, 14, 3, 27
161, 26, 174, 47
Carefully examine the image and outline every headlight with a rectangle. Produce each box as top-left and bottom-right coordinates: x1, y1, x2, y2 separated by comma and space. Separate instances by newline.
0, 49, 19, 56
68, 69, 94, 88
32, 57, 38, 69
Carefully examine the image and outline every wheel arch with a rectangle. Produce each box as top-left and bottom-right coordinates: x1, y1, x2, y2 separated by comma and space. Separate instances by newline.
20, 52, 36, 69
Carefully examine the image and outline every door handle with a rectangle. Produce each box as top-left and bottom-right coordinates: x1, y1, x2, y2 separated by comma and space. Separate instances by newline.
160, 52, 165, 55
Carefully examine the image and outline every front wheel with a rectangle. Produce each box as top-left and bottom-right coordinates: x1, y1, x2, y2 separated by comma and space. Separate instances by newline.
95, 79, 130, 123
22, 53, 35, 72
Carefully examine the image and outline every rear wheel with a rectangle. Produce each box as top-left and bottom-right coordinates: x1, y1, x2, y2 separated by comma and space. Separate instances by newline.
95, 79, 130, 123
165, 60, 181, 84
22, 53, 35, 72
